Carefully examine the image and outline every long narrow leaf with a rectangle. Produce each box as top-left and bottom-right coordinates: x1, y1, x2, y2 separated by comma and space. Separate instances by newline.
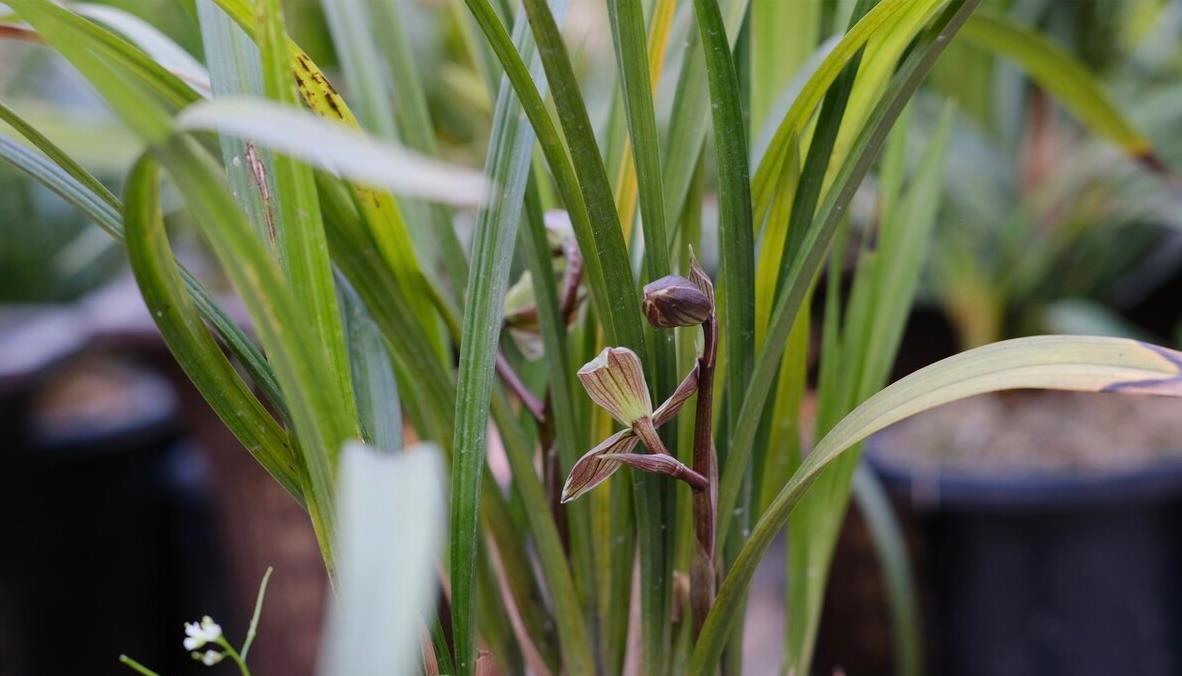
211, 0, 445, 354
692, 0, 754, 437
257, 0, 357, 453
24, 2, 201, 109
959, 13, 1154, 160
123, 154, 300, 501
195, 0, 278, 248
607, 0, 671, 281
339, 275, 403, 454
175, 98, 490, 206
0, 100, 118, 208
852, 465, 922, 676
522, 0, 679, 664
0, 119, 282, 411
318, 443, 445, 676
72, 3, 210, 91
661, 0, 748, 232
11, 0, 357, 569
370, 0, 471, 296
715, 0, 978, 550
788, 103, 953, 676
697, 335, 1182, 671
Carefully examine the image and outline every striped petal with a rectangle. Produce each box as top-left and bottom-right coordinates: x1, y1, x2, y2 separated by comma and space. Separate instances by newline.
578, 347, 652, 426
560, 429, 639, 503
653, 363, 700, 426
604, 453, 707, 491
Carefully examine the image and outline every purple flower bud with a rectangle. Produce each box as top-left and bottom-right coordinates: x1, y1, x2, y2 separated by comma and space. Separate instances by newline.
642, 275, 713, 328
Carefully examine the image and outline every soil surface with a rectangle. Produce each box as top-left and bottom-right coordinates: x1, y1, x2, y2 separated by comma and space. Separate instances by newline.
32, 355, 174, 444
875, 390, 1182, 474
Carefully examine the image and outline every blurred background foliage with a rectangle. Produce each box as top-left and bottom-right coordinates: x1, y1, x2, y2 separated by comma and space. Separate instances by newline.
924, 0, 1182, 348
5, 0, 1182, 345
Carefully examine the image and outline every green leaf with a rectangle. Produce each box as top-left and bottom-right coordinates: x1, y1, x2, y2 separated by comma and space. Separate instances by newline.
751, 0, 939, 224
0, 115, 282, 412
489, 390, 593, 675
195, 0, 278, 248
315, 172, 456, 439
521, 183, 598, 634
692, 0, 755, 436
698, 334, 1182, 671
520, 0, 682, 666
661, 0, 748, 234
776, 0, 874, 294
852, 465, 922, 676
318, 0, 470, 298
11, 0, 359, 570
606, 0, 671, 281
0, 100, 118, 209
319, 0, 399, 140
458, 0, 633, 347
449, 32, 543, 676
175, 99, 490, 205
318, 443, 446, 676
211, 0, 446, 357
21, 1, 200, 110
448, 2, 592, 670
72, 2, 209, 90
122, 154, 301, 502
370, 0, 471, 296
257, 0, 357, 456
715, 0, 978, 553
460, 0, 675, 670
604, 0, 681, 665
339, 274, 403, 454
959, 13, 1154, 159
750, 0, 818, 133
786, 102, 953, 676
322, 174, 550, 669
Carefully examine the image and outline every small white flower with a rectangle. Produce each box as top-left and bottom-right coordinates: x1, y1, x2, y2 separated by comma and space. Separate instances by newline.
200, 616, 222, 642
183, 623, 203, 650
182, 616, 223, 650
190, 650, 224, 666
201, 650, 224, 666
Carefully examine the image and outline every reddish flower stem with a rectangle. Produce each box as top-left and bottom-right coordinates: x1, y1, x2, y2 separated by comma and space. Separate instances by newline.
494, 352, 546, 424
691, 314, 718, 637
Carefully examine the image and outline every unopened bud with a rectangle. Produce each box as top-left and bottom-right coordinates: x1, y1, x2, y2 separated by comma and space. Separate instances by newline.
642, 275, 712, 328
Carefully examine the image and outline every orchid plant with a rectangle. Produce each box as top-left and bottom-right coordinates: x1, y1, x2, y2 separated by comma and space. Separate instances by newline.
4, 0, 1180, 675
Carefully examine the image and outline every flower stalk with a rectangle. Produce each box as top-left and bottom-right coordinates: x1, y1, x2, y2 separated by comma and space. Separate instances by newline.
688, 281, 718, 636
646, 257, 720, 636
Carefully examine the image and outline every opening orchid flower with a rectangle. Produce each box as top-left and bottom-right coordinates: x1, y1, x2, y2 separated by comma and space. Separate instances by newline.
561, 347, 703, 502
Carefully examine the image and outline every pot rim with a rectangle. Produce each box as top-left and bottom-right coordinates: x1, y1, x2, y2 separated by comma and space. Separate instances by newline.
864, 434, 1182, 512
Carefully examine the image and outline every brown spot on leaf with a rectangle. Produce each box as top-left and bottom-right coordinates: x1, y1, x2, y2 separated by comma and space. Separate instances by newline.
244, 142, 277, 244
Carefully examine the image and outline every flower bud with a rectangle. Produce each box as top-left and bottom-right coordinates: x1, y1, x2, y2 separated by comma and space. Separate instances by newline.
642, 275, 713, 328
578, 347, 652, 426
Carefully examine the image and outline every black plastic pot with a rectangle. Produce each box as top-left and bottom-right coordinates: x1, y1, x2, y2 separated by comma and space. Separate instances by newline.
0, 344, 235, 675
867, 438, 1182, 676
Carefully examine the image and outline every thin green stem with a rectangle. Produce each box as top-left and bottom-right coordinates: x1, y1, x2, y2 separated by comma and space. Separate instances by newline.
240, 567, 273, 660
215, 636, 252, 676
118, 656, 160, 676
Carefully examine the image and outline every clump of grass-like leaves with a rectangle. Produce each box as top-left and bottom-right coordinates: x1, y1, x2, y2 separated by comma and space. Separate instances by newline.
2, 1, 1178, 674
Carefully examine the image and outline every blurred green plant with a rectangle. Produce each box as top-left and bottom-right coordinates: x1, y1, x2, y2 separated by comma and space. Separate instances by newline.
926, 2, 1182, 348
0, 166, 121, 303
3, 2, 1182, 676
